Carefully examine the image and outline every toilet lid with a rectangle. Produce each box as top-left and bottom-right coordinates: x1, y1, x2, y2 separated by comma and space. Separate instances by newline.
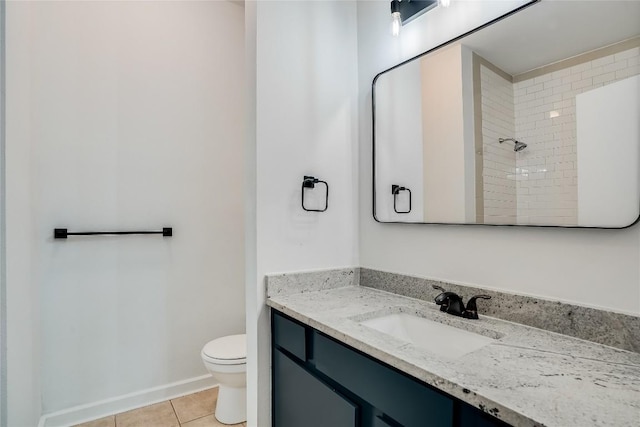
202, 334, 246, 362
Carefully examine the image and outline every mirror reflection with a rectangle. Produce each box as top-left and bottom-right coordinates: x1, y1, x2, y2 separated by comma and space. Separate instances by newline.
374, 1, 640, 227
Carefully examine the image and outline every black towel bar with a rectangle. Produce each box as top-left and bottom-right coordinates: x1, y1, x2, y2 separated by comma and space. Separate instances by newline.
54, 228, 172, 239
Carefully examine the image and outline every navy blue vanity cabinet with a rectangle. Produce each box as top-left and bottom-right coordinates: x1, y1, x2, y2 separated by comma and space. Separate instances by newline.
272, 311, 359, 427
313, 332, 453, 427
455, 404, 510, 427
273, 349, 358, 427
373, 416, 396, 427
272, 310, 511, 427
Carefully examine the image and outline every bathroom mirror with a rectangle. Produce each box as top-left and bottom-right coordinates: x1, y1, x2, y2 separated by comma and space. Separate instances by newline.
373, 0, 640, 228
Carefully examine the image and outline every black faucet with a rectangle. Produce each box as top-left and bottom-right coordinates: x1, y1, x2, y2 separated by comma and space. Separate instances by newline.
462, 295, 492, 319
432, 285, 491, 319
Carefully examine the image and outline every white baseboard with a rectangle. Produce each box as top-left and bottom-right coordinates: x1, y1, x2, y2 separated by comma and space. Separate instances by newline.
38, 375, 217, 427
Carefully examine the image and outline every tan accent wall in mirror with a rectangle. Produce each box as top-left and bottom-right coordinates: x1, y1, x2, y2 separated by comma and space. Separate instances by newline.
420, 44, 474, 223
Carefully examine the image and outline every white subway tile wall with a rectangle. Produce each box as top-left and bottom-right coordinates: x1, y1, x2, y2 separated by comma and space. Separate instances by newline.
480, 65, 516, 224
480, 46, 639, 225
514, 46, 639, 225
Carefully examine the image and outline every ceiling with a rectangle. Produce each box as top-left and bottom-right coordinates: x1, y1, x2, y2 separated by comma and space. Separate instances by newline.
461, 0, 640, 76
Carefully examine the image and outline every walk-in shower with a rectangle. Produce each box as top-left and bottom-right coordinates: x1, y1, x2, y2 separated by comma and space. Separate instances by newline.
499, 138, 527, 152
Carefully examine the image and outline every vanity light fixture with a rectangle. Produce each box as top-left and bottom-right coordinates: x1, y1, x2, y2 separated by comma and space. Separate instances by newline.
391, 1, 402, 36
390, 0, 439, 36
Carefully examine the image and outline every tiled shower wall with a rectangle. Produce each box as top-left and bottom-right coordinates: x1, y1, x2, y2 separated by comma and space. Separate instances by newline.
480, 43, 639, 225
480, 65, 516, 223
513, 45, 639, 225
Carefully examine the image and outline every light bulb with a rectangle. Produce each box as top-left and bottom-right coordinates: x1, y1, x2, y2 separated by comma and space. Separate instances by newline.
391, 11, 401, 36
439, 0, 451, 7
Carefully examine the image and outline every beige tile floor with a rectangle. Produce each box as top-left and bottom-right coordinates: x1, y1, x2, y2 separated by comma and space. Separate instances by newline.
73, 387, 246, 427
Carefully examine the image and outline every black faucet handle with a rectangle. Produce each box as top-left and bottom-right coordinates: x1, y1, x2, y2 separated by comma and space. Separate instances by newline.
432, 285, 449, 312
432, 284, 446, 293
434, 291, 465, 315
434, 291, 459, 305
462, 295, 491, 319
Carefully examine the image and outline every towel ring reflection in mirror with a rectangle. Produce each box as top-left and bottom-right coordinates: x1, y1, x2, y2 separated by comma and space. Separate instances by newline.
392, 185, 412, 214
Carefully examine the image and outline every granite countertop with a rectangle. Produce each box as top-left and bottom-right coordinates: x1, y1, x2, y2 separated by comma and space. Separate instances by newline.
266, 285, 640, 427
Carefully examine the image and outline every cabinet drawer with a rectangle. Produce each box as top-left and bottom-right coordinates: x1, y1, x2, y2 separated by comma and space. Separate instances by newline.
314, 332, 453, 427
273, 349, 358, 427
272, 311, 307, 361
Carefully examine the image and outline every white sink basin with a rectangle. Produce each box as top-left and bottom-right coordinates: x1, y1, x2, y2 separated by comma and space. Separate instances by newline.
360, 313, 497, 359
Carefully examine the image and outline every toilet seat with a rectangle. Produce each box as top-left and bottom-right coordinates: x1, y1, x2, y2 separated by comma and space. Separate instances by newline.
202, 334, 246, 365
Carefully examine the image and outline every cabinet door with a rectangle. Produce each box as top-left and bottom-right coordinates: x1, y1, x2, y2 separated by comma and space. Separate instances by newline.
373, 415, 397, 427
273, 349, 358, 427
456, 404, 511, 427
314, 332, 453, 427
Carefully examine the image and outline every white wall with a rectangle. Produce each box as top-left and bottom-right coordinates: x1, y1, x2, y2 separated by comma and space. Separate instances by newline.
244, 1, 258, 427
250, 1, 359, 426
358, 0, 640, 315
374, 61, 424, 221
5, 1, 41, 424
373, 43, 476, 223
0, 0, 9, 425
0, 0, 4, 416
7, 0, 245, 418
577, 75, 640, 227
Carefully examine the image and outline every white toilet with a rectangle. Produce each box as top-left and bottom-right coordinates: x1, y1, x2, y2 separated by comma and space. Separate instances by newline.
201, 334, 247, 425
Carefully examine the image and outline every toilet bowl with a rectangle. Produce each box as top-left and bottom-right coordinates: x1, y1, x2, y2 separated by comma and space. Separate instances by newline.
201, 334, 247, 424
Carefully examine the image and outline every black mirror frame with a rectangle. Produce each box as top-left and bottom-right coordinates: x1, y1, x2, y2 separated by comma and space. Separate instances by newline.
371, 0, 640, 230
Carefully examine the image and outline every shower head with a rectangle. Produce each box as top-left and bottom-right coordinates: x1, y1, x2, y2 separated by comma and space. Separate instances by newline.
514, 141, 527, 152
499, 138, 527, 152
